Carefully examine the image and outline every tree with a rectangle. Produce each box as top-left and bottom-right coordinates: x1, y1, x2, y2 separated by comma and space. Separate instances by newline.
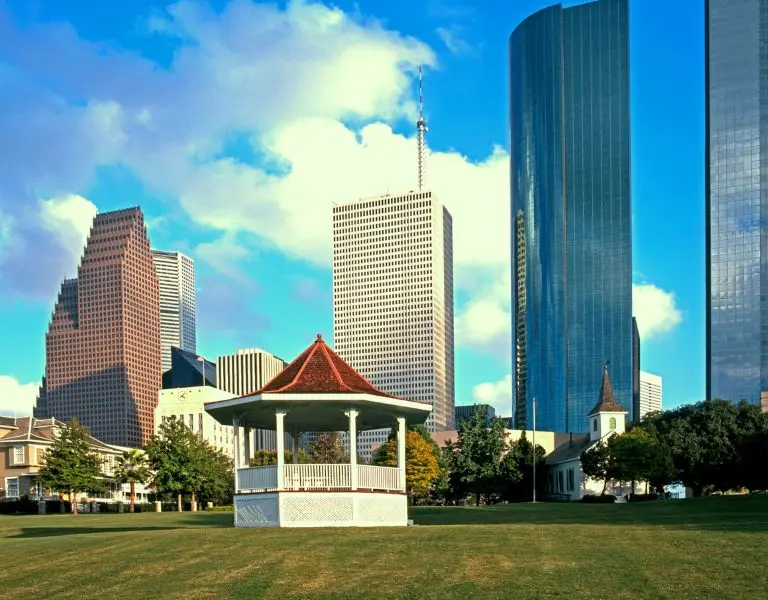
609, 428, 658, 492
373, 431, 440, 501
580, 440, 612, 495
250, 449, 310, 466
197, 444, 235, 506
113, 449, 150, 513
447, 406, 516, 505
307, 432, 346, 464
144, 416, 206, 512
39, 419, 105, 515
503, 432, 546, 502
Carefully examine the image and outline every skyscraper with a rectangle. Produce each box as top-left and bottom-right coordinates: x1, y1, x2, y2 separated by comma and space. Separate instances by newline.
510, 0, 632, 433
216, 348, 288, 451
638, 371, 662, 420
152, 250, 196, 373
706, 0, 768, 406
332, 190, 455, 458
632, 317, 641, 421
35, 207, 161, 447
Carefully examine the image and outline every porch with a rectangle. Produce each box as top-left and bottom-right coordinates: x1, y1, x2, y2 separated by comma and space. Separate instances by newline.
236, 463, 402, 493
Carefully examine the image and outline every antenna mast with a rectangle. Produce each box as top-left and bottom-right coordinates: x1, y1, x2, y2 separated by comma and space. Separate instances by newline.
417, 66, 427, 191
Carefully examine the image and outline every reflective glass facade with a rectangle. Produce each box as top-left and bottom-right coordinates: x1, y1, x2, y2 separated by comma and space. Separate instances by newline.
510, 0, 633, 433
707, 0, 768, 407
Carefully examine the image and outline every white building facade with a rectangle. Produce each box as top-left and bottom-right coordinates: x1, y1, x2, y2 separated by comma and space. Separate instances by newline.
216, 348, 288, 453
152, 250, 196, 372
332, 190, 455, 460
638, 371, 662, 420
155, 386, 236, 458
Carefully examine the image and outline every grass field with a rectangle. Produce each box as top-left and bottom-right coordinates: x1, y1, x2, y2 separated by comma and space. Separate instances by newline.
1, 496, 767, 599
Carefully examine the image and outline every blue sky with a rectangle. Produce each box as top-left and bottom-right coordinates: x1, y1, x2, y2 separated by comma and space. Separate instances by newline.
0, 0, 704, 418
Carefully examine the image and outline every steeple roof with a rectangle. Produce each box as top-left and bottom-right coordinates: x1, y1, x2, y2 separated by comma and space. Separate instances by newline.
254, 334, 397, 398
587, 364, 628, 417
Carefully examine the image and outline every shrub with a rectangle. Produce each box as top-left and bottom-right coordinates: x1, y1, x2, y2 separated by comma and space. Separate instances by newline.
628, 493, 658, 502
205, 505, 234, 512
581, 494, 616, 503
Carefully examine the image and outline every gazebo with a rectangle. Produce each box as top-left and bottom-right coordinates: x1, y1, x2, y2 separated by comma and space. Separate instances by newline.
205, 334, 432, 527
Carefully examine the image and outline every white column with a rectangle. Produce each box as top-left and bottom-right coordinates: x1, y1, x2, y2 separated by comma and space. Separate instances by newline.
275, 411, 287, 490
233, 415, 241, 492
244, 426, 251, 468
397, 417, 406, 492
347, 410, 359, 490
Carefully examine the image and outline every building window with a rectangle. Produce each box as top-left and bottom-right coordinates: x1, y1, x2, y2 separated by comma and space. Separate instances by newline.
12, 446, 24, 465
609, 417, 617, 430
4, 477, 19, 498
593, 419, 597, 432
568, 468, 575, 492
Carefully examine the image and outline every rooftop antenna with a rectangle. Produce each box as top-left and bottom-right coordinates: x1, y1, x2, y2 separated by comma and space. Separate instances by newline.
417, 66, 428, 191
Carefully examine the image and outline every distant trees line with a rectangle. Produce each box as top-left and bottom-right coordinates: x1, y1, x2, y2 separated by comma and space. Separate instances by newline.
585, 399, 768, 497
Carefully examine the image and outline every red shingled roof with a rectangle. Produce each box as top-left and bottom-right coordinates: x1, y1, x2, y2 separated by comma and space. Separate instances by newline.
254, 334, 397, 398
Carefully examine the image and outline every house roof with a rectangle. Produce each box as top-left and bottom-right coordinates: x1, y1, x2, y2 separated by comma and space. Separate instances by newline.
0, 416, 116, 450
254, 334, 397, 398
587, 365, 628, 416
545, 434, 593, 466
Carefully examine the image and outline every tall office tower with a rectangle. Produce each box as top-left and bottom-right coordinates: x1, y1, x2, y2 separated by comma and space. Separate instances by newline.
510, 0, 632, 433
707, 0, 768, 406
332, 190, 455, 458
152, 250, 196, 373
632, 317, 641, 421
216, 348, 287, 451
638, 371, 662, 420
34, 207, 161, 447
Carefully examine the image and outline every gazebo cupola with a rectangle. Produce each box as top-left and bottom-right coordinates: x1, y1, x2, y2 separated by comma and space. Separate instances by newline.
205, 334, 432, 528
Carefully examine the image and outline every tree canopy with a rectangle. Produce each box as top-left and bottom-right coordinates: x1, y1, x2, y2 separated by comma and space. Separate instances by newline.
38, 419, 105, 514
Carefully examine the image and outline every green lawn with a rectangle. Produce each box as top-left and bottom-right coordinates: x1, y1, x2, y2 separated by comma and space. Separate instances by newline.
1, 496, 767, 599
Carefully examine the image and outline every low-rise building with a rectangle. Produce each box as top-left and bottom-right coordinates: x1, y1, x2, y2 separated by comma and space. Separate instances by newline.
0, 416, 150, 504
155, 386, 237, 458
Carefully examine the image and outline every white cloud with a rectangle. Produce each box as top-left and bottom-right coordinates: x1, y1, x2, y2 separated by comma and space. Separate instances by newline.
0, 375, 38, 417
633, 282, 683, 340
38, 194, 98, 278
472, 374, 512, 418
195, 234, 255, 286
436, 26, 472, 55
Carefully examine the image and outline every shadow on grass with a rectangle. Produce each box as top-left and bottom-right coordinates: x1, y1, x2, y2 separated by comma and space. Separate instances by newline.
7, 512, 233, 538
410, 495, 768, 533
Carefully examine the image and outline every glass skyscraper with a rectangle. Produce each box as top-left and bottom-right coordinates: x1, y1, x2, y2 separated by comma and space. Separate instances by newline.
510, 0, 633, 433
707, 0, 768, 407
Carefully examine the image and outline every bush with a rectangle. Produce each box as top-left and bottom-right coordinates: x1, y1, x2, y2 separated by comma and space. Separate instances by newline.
629, 493, 658, 502
581, 494, 616, 503
205, 505, 234, 512
0, 496, 38, 515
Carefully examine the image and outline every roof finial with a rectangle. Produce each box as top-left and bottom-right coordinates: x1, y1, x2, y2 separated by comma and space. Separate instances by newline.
604, 360, 610, 373
316, 333, 323, 341
417, 66, 427, 191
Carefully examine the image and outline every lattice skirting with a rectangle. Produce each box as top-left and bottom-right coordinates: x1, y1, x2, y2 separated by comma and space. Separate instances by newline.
235, 494, 279, 527
234, 492, 407, 528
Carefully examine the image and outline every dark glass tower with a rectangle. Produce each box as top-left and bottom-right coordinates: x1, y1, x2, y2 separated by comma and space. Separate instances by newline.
510, 0, 632, 433
707, 0, 768, 408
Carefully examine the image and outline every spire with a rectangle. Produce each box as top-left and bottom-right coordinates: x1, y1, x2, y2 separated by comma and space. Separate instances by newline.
587, 362, 627, 416
417, 66, 427, 191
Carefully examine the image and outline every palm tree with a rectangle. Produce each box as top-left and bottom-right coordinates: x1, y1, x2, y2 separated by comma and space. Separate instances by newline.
113, 449, 150, 513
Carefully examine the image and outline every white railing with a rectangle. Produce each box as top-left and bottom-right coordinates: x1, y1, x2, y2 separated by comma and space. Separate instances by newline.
284, 464, 351, 490
237, 465, 278, 492
357, 465, 401, 491
236, 464, 401, 493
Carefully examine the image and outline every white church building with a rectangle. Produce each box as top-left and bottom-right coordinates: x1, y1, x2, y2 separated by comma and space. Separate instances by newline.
545, 366, 641, 501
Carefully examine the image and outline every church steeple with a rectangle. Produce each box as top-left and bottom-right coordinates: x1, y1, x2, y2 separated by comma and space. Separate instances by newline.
587, 363, 628, 441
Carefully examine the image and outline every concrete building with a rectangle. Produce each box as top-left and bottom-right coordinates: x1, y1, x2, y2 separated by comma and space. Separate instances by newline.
35, 207, 162, 447
638, 371, 663, 420
155, 387, 236, 458
332, 190, 455, 460
511, 0, 633, 432
216, 348, 287, 452
152, 250, 196, 373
